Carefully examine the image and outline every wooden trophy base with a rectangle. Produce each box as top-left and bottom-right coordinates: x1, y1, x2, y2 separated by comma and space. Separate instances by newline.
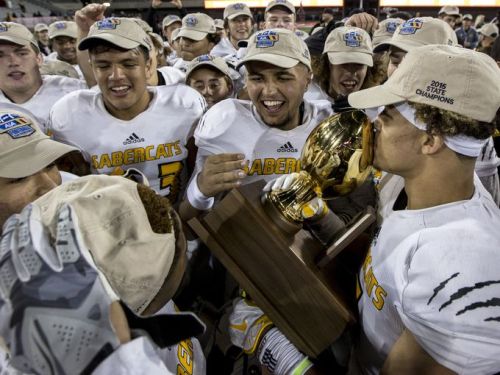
188, 180, 372, 358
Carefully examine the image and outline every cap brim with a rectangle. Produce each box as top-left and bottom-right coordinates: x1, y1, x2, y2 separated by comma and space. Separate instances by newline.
177, 28, 207, 41
227, 12, 252, 20
0, 35, 31, 47
78, 34, 141, 51
374, 39, 424, 54
50, 31, 78, 39
186, 61, 229, 81
163, 20, 181, 28
237, 53, 298, 69
265, 5, 295, 14
0, 138, 77, 178
348, 84, 405, 110
327, 52, 373, 67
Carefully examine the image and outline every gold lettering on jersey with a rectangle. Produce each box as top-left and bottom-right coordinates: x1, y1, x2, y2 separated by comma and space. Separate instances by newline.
361, 249, 387, 311
177, 339, 194, 375
244, 158, 301, 176
91, 140, 182, 170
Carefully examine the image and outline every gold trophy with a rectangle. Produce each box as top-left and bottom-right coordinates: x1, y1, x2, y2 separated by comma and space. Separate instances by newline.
263, 109, 371, 233
188, 109, 374, 358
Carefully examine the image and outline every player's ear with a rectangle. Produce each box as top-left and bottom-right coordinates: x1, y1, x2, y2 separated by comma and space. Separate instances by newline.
144, 56, 154, 80
421, 133, 445, 155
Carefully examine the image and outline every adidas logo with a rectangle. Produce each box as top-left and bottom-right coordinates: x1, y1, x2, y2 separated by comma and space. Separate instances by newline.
123, 133, 145, 145
277, 141, 298, 153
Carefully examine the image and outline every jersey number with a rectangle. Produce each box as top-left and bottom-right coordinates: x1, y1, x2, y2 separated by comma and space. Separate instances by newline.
158, 161, 183, 201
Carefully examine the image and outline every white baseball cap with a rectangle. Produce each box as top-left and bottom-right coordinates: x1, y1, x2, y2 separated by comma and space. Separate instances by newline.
372, 18, 403, 50
265, 0, 296, 15
79, 17, 152, 51
186, 54, 232, 81
374, 17, 457, 53
479, 23, 499, 38
48, 21, 78, 39
162, 14, 182, 28
177, 13, 216, 41
224, 3, 253, 20
438, 5, 460, 16
323, 26, 373, 67
0, 106, 76, 178
0, 22, 39, 52
34, 23, 49, 33
237, 28, 311, 70
34, 175, 184, 315
348, 44, 500, 123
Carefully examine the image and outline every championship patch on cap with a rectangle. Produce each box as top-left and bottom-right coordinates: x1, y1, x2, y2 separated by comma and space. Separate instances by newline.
197, 54, 214, 62
399, 18, 423, 35
185, 16, 198, 27
54, 22, 67, 30
386, 21, 399, 33
343, 31, 363, 47
0, 113, 35, 139
256, 30, 279, 48
97, 18, 121, 30
0, 23, 10, 32
232, 3, 245, 9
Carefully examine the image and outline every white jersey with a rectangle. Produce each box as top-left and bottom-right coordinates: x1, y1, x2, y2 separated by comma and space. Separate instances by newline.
304, 81, 331, 102
354, 175, 500, 374
155, 301, 206, 375
194, 98, 334, 184
158, 66, 186, 85
0, 75, 86, 133
211, 37, 237, 58
172, 58, 190, 73
49, 85, 206, 202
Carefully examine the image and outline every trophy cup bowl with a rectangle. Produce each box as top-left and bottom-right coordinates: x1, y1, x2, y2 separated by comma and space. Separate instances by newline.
263, 110, 369, 233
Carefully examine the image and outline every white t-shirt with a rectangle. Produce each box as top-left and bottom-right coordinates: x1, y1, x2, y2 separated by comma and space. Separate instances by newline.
211, 37, 237, 58
0, 75, 86, 133
194, 98, 334, 184
354, 175, 500, 374
158, 66, 186, 85
172, 58, 189, 73
49, 85, 206, 202
304, 81, 331, 102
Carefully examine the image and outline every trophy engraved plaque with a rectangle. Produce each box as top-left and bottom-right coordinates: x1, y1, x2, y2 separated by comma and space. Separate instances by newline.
188, 110, 374, 357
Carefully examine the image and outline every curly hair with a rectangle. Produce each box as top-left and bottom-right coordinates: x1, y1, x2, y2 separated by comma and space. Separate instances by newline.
409, 102, 496, 140
314, 54, 377, 99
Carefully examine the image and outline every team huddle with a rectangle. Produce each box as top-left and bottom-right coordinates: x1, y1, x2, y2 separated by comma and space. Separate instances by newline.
0, 1, 500, 374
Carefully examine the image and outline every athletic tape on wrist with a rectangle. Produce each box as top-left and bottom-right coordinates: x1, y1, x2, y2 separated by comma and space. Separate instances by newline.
187, 174, 214, 211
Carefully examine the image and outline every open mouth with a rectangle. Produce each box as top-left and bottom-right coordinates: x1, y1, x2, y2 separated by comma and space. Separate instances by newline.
341, 80, 358, 91
8, 71, 25, 80
262, 100, 284, 113
109, 86, 131, 96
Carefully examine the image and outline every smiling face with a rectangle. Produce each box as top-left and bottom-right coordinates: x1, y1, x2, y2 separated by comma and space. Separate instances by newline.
178, 36, 214, 61
228, 15, 252, 44
328, 62, 368, 98
51, 36, 77, 64
90, 46, 153, 120
188, 67, 232, 107
0, 42, 43, 101
245, 61, 311, 130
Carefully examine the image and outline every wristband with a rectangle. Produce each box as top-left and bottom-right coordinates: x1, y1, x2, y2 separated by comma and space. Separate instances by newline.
292, 357, 314, 375
258, 327, 307, 375
187, 174, 214, 211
